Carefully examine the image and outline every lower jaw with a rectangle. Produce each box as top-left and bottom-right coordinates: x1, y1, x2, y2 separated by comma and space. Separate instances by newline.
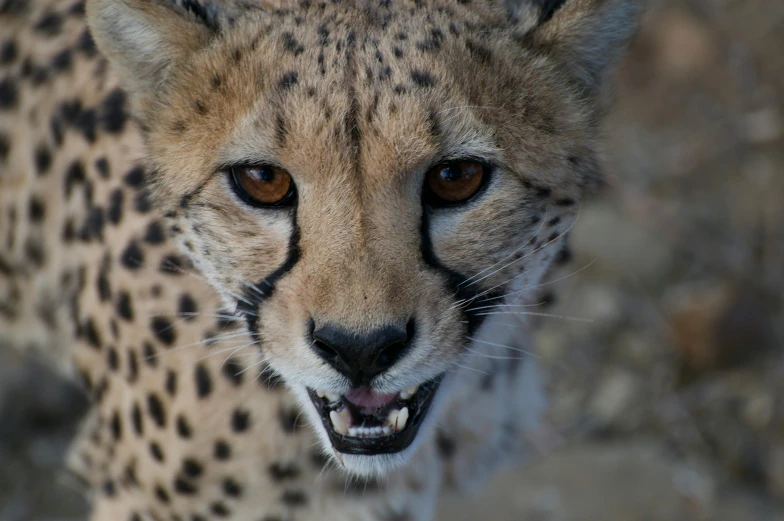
307, 375, 444, 456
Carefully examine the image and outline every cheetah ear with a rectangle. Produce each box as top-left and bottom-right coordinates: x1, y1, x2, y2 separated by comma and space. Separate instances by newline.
86, 0, 223, 94
514, 0, 642, 99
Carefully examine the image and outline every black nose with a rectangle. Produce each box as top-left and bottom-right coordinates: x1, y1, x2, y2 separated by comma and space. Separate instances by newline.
310, 321, 413, 386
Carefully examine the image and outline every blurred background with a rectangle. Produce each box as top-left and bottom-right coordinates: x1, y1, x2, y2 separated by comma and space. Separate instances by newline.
1, 0, 782, 519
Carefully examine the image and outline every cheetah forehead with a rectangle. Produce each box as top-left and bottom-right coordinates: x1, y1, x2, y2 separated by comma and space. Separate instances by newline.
91, 0, 609, 207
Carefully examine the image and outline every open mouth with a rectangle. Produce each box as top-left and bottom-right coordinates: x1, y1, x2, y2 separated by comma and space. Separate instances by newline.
307, 375, 444, 455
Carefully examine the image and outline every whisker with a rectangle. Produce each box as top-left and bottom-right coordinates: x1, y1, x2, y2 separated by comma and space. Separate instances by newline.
466, 336, 539, 357
474, 311, 594, 323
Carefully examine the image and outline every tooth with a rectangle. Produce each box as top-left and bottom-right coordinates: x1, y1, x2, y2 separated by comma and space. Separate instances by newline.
400, 385, 419, 400
325, 392, 340, 402
396, 407, 409, 431
329, 410, 349, 435
387, 409, 399, 429
317, 390, 325, 398
382, 426, 392, 436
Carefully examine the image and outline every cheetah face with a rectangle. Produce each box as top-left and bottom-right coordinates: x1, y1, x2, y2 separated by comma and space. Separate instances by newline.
89, 0, 638, 475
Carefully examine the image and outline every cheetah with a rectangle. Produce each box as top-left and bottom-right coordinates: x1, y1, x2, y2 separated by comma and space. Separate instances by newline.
0, 0, 639, 519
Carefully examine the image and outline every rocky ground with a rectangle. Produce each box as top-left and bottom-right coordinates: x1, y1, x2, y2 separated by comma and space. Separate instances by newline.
2, 0, 783, 520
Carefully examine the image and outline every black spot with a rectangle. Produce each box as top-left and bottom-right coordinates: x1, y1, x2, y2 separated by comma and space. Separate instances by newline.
147, 393, 167, 428
268, 462, 300, 482
160, 254, 186, 275
150, 316, 176, 346
210, 502, 230, 517
127, 349, 139, 382
281, 490, 307, 507
50, 49, 72, 72
555, 197, 576, 206
74, 108, 97, 142
176, 415, 193, 438
33, 12, 63, 36
532, 0, 567, 23
76, 29, 97, 56
144, 220, 166, 244
174, 477, 198, 495
278, 71, 298, 90
107, 347, 119, 371
222, 478, 243, 497
547, 216, 561, 226
64, 161, 86, 197
101, 88, 128, 133
107, 189, 124, 224
555, 245, 573, 265
416, 28, 443, 52
83, 317, 102, 348
222, 359, 243, 385
163, 370, 177, 397
124, 166, 145, 188
154, 485, 170, 503
80, 206, 105, 241
143, 342, 158, 367
34, 145, 51, 175
410, 70, 435, 88
214, 440, 231, 460
465, 40, 492, 63
131, 402, 144, 435
110, 410, 122, 440
28, 197, 45, 221
536, 186, 552, 198
195, 363, 212, 398
259, 364, 283, 390
231, 409, 250, 432
97, 271, 111, 302
436, 430, 456, 459
134, 189, 153, 213
0, 133, 9, 160
0, 40, 18, 65
177, 293, 197, 321
121, 240, 144, 270
95, 157, 110, 178
278, 407, 300, 433
182, 458, 203, 477
193, 100, 208, 116
281, 32, 305, 55
393, 47, 403, 58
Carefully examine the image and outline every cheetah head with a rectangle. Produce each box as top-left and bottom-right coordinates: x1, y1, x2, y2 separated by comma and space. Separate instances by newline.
88, 0, 638, 476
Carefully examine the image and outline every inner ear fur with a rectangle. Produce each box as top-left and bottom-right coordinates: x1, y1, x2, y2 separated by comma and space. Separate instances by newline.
514, 0, 642, 99
86, 0, 222, 94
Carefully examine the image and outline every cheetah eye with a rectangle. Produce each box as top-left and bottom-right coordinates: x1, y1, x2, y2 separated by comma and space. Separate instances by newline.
229, 165, 296, 208
423, 160, 488, 207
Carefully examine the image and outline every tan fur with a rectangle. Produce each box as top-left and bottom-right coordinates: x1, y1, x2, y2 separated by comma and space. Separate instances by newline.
0, 0, 639, 519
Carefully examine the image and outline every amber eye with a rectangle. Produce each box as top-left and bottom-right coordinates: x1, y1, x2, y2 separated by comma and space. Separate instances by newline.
423, 161, 488, 206
230, 165, 295, 207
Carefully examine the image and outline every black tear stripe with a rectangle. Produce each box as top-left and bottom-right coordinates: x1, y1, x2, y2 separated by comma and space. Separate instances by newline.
236, 206, 301, 335
419, 207, 502, 338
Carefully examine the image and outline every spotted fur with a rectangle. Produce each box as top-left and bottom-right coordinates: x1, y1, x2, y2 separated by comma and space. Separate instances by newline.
0, 0, 639, 519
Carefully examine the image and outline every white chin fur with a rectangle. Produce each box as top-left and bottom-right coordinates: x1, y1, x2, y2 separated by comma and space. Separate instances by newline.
291, 379, 449, 478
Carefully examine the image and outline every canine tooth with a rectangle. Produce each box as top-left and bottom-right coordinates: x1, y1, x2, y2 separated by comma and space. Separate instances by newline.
317, 390, 325, 398
387, 409, 399, 429
396, 407, 409, 431
400, 385, 419, 400
330, 410, 350, 435
325, 392, 340, 402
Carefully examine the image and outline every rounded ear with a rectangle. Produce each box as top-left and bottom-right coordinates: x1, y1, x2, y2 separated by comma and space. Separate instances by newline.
513, 0, 642, 99
86, 0, 223, 94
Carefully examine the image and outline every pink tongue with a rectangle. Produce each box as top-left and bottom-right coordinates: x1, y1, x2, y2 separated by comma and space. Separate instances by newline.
343, 387, 398, 408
